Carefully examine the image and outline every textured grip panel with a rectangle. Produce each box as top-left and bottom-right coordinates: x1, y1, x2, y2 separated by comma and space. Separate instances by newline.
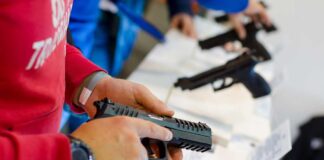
172, 118, 212, 152
94, 98, 140, 118
112, 105, 140, 117
177, 140, 211, 152
174, 118, 210, 133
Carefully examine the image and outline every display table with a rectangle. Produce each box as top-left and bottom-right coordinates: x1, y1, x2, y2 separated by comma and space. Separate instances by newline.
128, 16, 275, 160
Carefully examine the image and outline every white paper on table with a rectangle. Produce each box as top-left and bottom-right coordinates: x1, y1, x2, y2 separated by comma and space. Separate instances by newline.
183, 138, 258, 160
249, 120, 292, 160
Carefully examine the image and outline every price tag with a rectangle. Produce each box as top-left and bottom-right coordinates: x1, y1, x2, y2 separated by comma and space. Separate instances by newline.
250, 120, 292, 160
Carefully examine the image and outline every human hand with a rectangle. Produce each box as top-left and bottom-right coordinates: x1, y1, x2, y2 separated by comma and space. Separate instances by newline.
229, 0, 271, 39
168, 146, 183, 160
81, 76, 182, 159
71, 116, 173, 160
171, 13, 197, 38
83, 77, 174, 118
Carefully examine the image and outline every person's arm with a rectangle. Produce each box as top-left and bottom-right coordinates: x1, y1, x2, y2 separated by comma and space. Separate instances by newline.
64, 43, 104, 113
167, 0, 196, 38
64, 43, 180, 160
64, 43, 174, 117
0, 113, 175, 160
0, 130, 71, 160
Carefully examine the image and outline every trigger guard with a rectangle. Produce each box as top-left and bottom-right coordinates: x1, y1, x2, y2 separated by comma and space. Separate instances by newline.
141, 138, 168, 160
212, 78, 236, 92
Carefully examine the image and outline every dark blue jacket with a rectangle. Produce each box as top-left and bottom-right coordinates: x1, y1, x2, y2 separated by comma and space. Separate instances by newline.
168, 0, 193, 17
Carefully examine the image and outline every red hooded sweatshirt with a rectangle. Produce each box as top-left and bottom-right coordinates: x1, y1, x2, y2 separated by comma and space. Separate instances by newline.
0, 0, 102, 159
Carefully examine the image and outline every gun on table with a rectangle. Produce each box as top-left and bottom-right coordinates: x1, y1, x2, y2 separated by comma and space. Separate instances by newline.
198, 22, 277, 61
93, 98, 213, 160
174, 53, 271, 98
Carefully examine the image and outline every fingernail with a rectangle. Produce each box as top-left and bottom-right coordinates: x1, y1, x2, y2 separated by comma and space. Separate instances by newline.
166, 131, 173, 141
168, 110, 175, 116
168, 108, 174, 113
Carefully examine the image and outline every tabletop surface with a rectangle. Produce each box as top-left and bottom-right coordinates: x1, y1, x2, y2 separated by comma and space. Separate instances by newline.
128, 16, 275, 160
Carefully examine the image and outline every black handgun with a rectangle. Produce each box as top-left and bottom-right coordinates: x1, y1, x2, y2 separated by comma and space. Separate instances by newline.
174, 53, 271, 98
93, 98, 212, 160
199, 21, 277, 61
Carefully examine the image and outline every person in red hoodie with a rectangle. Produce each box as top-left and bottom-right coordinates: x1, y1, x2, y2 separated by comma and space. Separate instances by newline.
0, 0, 181, 159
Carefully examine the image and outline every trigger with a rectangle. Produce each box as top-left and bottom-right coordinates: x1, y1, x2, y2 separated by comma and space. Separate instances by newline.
212, 79, 225, 91
212, 78, 236, 91
142, 138, 155, 156
224, 77, 235, 86
141, 138, 168, 160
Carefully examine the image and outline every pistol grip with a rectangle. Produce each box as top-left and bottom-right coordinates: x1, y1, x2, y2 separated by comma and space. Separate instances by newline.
242, 72, 271, 98
142, 138, 168, 160
249, 41, 272, 61
242, 32, 272, 61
